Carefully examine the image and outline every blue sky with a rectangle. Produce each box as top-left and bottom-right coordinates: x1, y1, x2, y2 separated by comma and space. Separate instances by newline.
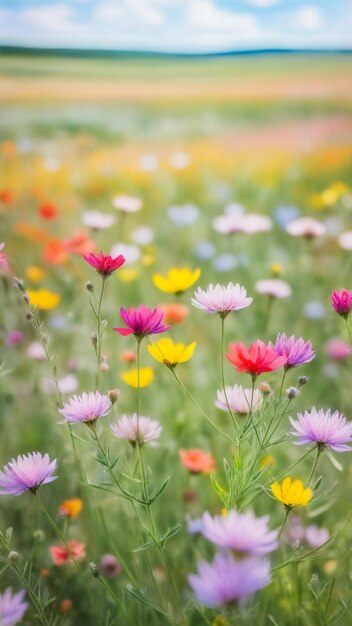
0, 0, 351, 52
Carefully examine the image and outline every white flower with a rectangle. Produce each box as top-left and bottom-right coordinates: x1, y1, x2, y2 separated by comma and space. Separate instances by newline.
338, 230, 352, 250
286, 217, 326, 238
215, 385, 263, 414
112, 195, 143, 213
110, 414, 162, 445
192, 283, 252, 315
255, 279, 292, 299
82, 211, 115, 230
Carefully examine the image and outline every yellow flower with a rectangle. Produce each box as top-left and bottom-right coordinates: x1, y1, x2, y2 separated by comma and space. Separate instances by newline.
259, 454, 276, 470
147, 338, 196, 368
58, 498, 83, 518
270, 263, 282, 276
152, 267, 201, 294
27, 289, 60, 310
117, 269, 139, 283
212, 617, 229, 626
26, 265, 45, 283
121, 367, 154, 388
271, 477, 312, 508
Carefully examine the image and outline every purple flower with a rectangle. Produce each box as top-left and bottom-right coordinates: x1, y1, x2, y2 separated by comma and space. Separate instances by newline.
58, 391, 111, 425
305, 525, 330, 548
114, 305, 170, 339
188, 553, 270, 607
110, 414, 162, 446
192, 283, 252, 317
201, 510, 278, 556
331, 289, 352, 319
289, 407, 352, 452
100, 554, 121, 578
5, 330, 24, 347
0, 452, 57, 496
0, 588, 28, 626
275, 333, 315, 369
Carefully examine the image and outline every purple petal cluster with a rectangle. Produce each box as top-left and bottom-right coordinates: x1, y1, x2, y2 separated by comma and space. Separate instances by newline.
0, 452, 57, 496
0, 588, 28, 626
275, 333, 315, 368
188, 553, 270, 608
290, 407, 352, 451
114, 305, 170, 338
201, 510, 278, 555
59, 391, 111, 424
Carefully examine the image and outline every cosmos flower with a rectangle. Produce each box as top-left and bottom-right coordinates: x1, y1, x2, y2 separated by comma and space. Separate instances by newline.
27, 289, 61, 310
112, 195, 143, 213
289, 408, 352, 452
0, 452, 57, 496
110, 414, 162, 446
100, 554, 121, 578
58, 498, 83, 518
331, 289, 352, 319
286, 217, 326, 238
114, 305, 170, 339
326, 339, 351, 361
275, 334, 315, 369
192, 283, 252, 317
179, 449, 215, 474
59, 391, 111, 425
50, 540, 86, 566
0, 243, 9, 271
147, 338, 196, 368
226, 340, 287, 378
0, 588, 28, 626
82, 211, 116, 230
63, 231, 94, 256
83, 251, 125, 277
121, 367, 154, 388
201, 510, 278, 555
271, 477, 312, 508
215, 385, 263, 414
338, 231, 352, 250
153, 267, 201, 295
255, 279, 292, 299
188, 553, 270, 608
213, 212, 272, 235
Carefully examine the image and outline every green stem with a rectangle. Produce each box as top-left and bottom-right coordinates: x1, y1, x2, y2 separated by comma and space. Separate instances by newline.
95, 572, 134, 626
220, 316, 241, 444
279, 368, 288, 399
308, 447, 321, 485
11, 562, 52, 626
95, 277, 106, 389
278, 507, 291, 539
136, 337, 142, 419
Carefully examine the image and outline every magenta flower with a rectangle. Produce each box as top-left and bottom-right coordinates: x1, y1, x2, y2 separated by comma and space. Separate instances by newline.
100, 554, 122, 578
114, 305, 170, 339
188, 553, 270, 607
275, 333, 315, 369
110, 414, 162, 446
289, 407, 352, 452
0, 242, 9, 272
192, 282, 252, 318
0, 588, 28, 626
331, 289, 352, 319
0, 452, 57, 496
82, 251, 125, 277
201, 510, 278, 556
58, 391, 111, 425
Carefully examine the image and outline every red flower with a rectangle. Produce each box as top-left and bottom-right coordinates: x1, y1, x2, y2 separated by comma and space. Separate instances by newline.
226, 340, 287, 378
331, 289, 352, 319
63, 232, 94, 256
50, 540, 86, 566
39, 202, 58, 220
83, 251, 125, 277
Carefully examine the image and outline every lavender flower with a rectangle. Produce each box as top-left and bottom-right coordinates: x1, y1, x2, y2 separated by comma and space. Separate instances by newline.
100, 554, 121, 578
0, 452, 57, 496
188, 553, 270, 607
201, 510, 278, 555
191, 282, 252, 317
289, 407, 352, 452
58, 391, 111, 425
305, 525, 330, 548
215, 385, 262, 415
275, 333, 315, 369
0, 588, 28, 626
110, 414, 162, 446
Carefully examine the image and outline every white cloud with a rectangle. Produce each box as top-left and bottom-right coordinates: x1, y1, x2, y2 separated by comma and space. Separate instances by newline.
247, 0, 280, 7
94, 0, 165, 27
186, 0, 257, 32
294, 5, 322, 31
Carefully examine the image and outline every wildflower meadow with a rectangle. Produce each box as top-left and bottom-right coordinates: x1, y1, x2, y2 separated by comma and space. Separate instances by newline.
0, 51, 352, 626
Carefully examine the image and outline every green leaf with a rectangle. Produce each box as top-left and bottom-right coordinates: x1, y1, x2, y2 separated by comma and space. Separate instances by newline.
159, 524, 181, 548
126, 585, 169, 618
147, 476, 171, 505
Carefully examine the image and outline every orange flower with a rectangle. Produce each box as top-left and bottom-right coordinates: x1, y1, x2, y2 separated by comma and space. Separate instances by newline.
179, 449, 215, 474
0, 189, 13, 205
58, 498, 83, 518
120, 350, 137, 363
50, 540, 86, 566
158, 303, 189, 325
39, 202, 58, 220
15, 222, 51, 244
59, 599, 73, 614
43, 240, 68, 265
63, 231, 95, 255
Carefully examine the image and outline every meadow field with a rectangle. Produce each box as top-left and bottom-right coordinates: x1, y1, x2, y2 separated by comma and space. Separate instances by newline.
0, 52, 352, 626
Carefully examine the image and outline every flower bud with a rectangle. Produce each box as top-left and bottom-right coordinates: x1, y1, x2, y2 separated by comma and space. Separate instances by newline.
108, 389, 120, 405
259, 382, 271, 394
25, 312, 34, 321
13, 276, 24, 291
298, 376, 309, 387
8, 551, 20, 563
85, 281, 94, 292
287, 387, 299, 400
22, 294, 30, 304
90, 562, 100, 578
33, 529, 45, 542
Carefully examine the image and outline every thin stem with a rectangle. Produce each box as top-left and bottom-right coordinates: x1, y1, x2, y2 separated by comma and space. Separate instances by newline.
278, 507, 291, 539
136, 338, 142, 419
220, 316, 241, 444
345, 318, 352, 345
11, 562, 52, 626
95, 572, 134, 626
308, 447, 321, 485
279, 368, 288, 399
95, 277, 106, 389
268, 446, 315, 487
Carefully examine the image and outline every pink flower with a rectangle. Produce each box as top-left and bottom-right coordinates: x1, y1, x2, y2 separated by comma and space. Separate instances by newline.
226, 340, 287, 379
286, 217, 326, 238
326, 339, 351, 361
192, 282, 252, 317
201, 510, 278, 555
59, 391, 111, 425
331, 289, 352, 319
5, 330, 24, 347
114, 305, 170, 339
0, 243, 9, 272
50, 540, 86, 566
255, 279, 292, 299
0, 452, 57, 496
83, 251, 125, 277
100, 554, 122, 578
110, 414, 162, 446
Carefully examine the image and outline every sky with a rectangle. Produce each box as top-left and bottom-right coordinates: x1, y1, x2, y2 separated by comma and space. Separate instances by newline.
0, 0, 351, 53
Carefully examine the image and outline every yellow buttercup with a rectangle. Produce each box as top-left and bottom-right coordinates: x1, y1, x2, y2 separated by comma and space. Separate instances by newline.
271, 477, 312, 508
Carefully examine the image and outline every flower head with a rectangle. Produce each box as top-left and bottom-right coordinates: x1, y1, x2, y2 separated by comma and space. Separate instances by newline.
83, 251, 125, 278
82, 211, 116, 230
331, 289, 352, 319
289, 408, 352, 452
255, 279, 292, 299
100, 554, 121, 578
0, 242, 9, 272
271, 477, 312, 508
179, 449, 215, 474
0, 452, 57, 496
158, 302, 189, 325
201, 510, 278, 555
114, 305, 170, 339
326, 339, 352, 361
121, 367, 154, 388
39, 202, 58, 220
215, 385, 262, 414
110, 414, 162, 446
148, 338, 196, 368
275, 333, 315, 369
188, 553, 270, 608
27, 289, 60, 310
153, 267, 201, 295
0, 588, 28, 626
226, 340, 287, 378
286, 217, 326, 238
58, 391, 111, 425
59, 498, 83, 518
112, 195, 142, 213
50, 540, 86, 566
192, 283, 252, 317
